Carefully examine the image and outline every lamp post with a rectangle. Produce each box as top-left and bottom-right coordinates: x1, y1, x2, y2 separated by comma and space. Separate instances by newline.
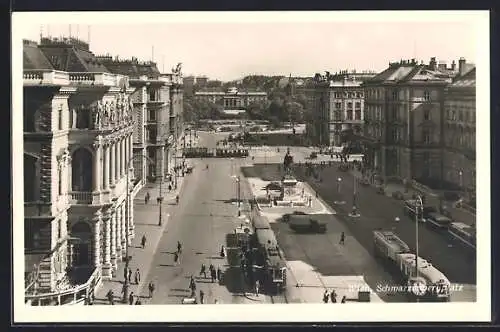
349, 175, 360, 217
158, 178, 164, 226
458, 170, 464, 202
122, 154, 154, 304
334, 177, 345, 205
414, 194, 423, 302
236, 175, 241, 217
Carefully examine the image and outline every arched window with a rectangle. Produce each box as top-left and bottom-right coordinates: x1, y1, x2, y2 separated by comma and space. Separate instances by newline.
75, 108, 90, 129
71, 148, 93, 191
24, 154, 38, 202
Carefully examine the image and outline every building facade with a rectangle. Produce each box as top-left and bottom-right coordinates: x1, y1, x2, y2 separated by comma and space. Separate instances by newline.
361, 58, 460, 184
443, 65, 476, 197
194, 87, 267, 110
97, 56, 183, 184
23, 37, 136, 304
305, 71, 374, 146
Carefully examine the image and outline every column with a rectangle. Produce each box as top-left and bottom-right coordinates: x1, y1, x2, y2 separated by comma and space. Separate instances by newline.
114, 141, 119, 183
124, 137, 128, 174
115, 206, 122, 262
93, 143, 102, 192
117, 140, 121, 181
110, 212, 117, 271
129, 191, 135, 240
119, 139, 123, 178
104, 144, 110, 190
121, 204, 127, 257
102, 214, 112, 278
93, 212, 102, 269
110, 143, 116, 186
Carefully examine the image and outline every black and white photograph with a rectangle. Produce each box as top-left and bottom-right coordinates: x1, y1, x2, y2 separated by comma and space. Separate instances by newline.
12, 11, 490, 322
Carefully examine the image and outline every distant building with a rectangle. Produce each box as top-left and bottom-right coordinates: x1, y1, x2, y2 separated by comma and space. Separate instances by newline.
194, 87, 267, 110
360, 57, 461, 184
443, 63, 476, 197
97, 55, 183, 183
195, 76, 208, 87
183, 76, 196, 96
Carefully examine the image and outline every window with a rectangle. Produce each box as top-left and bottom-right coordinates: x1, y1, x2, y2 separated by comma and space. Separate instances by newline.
357, 92, 363, 98
149, 89, 156, 101
355, 110, 361, 120
391, 107, 398, 121
451, 110, 457, 121
392, 90, 398, 100
334, 111, 341, 121
424, 90, 430, 101
149, 110, 156, 121
58, 107, 63, 130
423, 129, 432, 144
347, 110, 353, 120
355, 102, 361, 109
347, 102, 353, 109
391, 128, 399, 142
459, 111, 464, 122
58, 219, 62, 239
334, 93, 341, 98
424, 109, 431, 121
58, 167, 62, 196
335, 102, 342, 109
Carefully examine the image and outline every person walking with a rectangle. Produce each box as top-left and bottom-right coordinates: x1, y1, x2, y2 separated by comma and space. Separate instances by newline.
189, 276, 197, 297
174, 252, 179, 266
199, 290, 205, 304
135, 299, 142, 305
323, 290, 329, 303
200, 264, 207, 278
128, 267, 132, 283
339, 232, 345, 245
129, 292, 134, 305
341, 296, 347, 303
145, 192, 150, 205
177, 241, 182, 255
330, 290, 337, 303
148, 281, 155, 298
220, 245, 225, 258
216, 267, 222, 282
134, 268, 141, 285
141, 235, 147, 249
255, 280, 260, 296
106, 290, 114, 305
210, 268, 217, 283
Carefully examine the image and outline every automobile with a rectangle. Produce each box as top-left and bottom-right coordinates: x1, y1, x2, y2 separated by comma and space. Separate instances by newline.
282, 211, 308, 223
426, 213, 452, 230
185, 163, 194, 173
265, 182, 282, 191
289, 216, 327, 234
403, 199, 426, 223
309, 152, 318, 159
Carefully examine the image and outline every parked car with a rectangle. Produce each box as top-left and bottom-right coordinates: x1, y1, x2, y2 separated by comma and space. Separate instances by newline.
426, 213, 452, 230
309, 152, 318, 159
265, 182, 282, 191
403, 199, 426, 223
289, 216, 327, 234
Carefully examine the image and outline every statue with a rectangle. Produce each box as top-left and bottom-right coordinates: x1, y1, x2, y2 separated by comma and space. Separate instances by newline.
110, 101, 116, 124
103, 102, 110, 125
128, 97, 134, 116
93, 101, 102, 129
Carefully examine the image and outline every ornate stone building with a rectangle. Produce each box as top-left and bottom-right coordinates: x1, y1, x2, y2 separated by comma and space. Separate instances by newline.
443, 64, 476, 197
96, 56, 183, 184
23, 38, 136, 305
194, 87, 267, 110
361, 58, 460, 183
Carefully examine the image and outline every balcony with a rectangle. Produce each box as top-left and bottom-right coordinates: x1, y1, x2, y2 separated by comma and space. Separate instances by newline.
68, 72, 127, 87
69, 191, 93, 204
25, 268, 101, 306
24, 70, 70, 86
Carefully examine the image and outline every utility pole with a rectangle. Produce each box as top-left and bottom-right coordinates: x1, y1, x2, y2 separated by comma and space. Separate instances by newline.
158, 177, 163, 226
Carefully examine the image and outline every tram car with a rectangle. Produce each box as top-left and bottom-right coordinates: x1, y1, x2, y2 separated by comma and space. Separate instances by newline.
250, 228, 287, 294
373, 230, 451, 302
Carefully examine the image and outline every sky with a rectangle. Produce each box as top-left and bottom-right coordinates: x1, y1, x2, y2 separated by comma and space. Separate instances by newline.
14, 11, 486, 81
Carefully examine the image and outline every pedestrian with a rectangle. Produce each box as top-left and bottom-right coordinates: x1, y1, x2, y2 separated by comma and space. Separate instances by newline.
148, 281, 155, 298
145, 192, 150, 205
199, 290, 205, 304
211, 268, 216, 283
177, 241, 182, 254
174, 252, 179, 265
255, 280, 260, 296
308, 196, 312, 207
323, 290, 329, 303
121, 283, 126, 295
129, 292, 134, 305
341, 296, 347, 303
135, 299, 142, 305
339, 232, 345, 245
128, 267, 132, 283
189, 277, 197, 297
200, 264, 207, 278
106, 290, 114, 305
330, 290, 337, 303
220, 245, 225, 258
217, 267, 222, 282
141, 235, 147, 249
168, 184, 172, 191
134, 268, 141, 285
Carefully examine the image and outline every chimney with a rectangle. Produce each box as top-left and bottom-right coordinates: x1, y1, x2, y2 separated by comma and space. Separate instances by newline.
451, 60, 456, 71
429, 57, 437, 70
459, 57, 466, 75
438, 62, 447, 70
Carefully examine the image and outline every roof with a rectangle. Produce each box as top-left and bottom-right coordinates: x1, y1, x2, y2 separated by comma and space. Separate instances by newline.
451, 67, 476, 88
398, 253, 449, 284
255, 228, 278, 248
23, 41, 54, 70
366, 62, 455, 85
374, 230, 410, 253
252, 215, 271, 229
37, 44, 110, 73
99, 58, 161, 78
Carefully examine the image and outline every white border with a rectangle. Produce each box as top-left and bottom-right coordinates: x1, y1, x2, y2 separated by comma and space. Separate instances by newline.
12, 10, 490, 323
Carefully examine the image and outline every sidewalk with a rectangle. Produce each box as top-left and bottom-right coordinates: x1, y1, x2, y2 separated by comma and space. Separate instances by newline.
349, 167, 476, 227
94, 175, 186, 305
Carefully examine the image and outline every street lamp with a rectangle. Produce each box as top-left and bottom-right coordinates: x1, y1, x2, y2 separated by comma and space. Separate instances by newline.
122, 154, 154, 304
232, 175, 242, 217
413, 194, 423, 302
334, 177, 345, 205
349, 175, 360, 217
